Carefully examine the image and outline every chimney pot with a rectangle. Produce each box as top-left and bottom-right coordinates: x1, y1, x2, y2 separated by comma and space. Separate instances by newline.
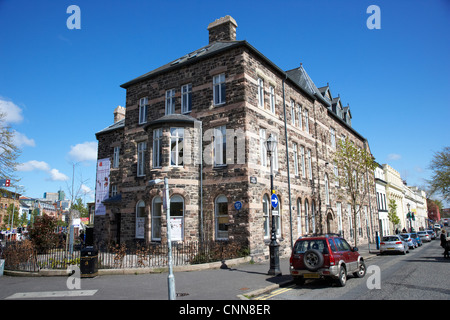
207, 15, 237, 44
114, 105, 125, 123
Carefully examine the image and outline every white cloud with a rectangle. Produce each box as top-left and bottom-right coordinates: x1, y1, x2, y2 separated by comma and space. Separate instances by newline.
68, 141, 98, 162
48, 169, 69, 182
12, 130, 36, 147
387, 153, 401, 161
0, 98, 24, 124
17, 160, 50, 172
17, 160, 69, 181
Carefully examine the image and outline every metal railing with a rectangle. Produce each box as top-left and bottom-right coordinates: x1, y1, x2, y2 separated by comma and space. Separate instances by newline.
0, 240, 249, 272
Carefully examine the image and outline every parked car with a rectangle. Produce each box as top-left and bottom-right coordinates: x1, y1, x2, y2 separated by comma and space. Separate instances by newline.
410, 232, 422, 246
290, 234, 366, 287
400, 233, 416, 249
380, 235, 409, 255
426, 230, 436, 240
417, 231, 431, 242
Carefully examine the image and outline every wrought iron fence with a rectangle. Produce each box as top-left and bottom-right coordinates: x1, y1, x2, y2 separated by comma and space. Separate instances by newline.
0, 240, 249, 272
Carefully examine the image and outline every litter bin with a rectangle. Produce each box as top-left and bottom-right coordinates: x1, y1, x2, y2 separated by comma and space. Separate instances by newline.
80, 247, 98, 278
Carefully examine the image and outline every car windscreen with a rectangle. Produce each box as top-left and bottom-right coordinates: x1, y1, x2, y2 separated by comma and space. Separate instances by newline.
399, 234, 409, 239
293, 239, 328, 254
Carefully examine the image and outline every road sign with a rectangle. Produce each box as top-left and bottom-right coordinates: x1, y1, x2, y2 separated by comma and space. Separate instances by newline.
234, 201, 242, 211
271, 194, 279, 208
0, 179, 10, 187
271, 210, 279, 216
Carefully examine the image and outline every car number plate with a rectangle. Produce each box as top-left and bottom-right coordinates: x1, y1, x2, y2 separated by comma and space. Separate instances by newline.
304, 273, 320, 279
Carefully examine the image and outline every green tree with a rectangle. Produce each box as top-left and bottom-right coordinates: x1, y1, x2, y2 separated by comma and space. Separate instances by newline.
428, 146, 450, 202
71, 198, 88, 218
334, 138, 377, 247
387, 199, 400, 233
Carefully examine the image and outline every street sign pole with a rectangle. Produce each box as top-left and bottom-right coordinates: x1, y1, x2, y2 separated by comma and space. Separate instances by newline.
268, 158, 281, 276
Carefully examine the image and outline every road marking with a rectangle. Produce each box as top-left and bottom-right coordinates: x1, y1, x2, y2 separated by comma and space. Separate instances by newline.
5, 290, 98, 299
253, 285, 295, 300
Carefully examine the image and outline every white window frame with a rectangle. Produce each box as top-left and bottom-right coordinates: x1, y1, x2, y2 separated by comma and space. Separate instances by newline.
293, 142, 298, 176
330, 127, 336, 149
307, 148, 312, 180
257, 78, 264, 108
153, 128, 162, 168
113, 146, 120, 168
181, 84, 192, 114
269, 85, 275, 114
305, 108, 309, 132
165, 89, 176, 115
170, 127, 184, 167
291, 100, 295, 126
137, 142, 147, 177
213, 125, 226, 166
213, 73, 226, 106
136, 200, 146, 239
272, 133, 279, 171
139, 97, 148, 124
300, 146, 306, 178
298, 105, 303, 130
151, 196, 162, 241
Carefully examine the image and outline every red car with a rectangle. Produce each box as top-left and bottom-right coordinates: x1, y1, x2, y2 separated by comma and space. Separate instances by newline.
289, 234, 366, 287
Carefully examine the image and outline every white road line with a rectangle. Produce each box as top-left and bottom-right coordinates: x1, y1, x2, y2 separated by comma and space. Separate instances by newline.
5, 290, 98, 299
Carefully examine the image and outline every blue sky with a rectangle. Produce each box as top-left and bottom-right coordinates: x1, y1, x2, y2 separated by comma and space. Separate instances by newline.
0, 0, 449, 205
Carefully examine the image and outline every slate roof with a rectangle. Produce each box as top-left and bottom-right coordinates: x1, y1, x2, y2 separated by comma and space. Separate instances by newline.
95, 118, 125, 136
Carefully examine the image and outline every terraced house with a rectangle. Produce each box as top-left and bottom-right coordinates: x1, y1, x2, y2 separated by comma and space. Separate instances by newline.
94, 16, 378, 260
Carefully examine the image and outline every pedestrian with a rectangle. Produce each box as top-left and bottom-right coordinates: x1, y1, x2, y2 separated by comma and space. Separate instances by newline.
440, 229, 446, 248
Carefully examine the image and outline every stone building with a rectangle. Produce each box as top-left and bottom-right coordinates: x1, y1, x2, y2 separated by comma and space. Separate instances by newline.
94, 16, 378, 259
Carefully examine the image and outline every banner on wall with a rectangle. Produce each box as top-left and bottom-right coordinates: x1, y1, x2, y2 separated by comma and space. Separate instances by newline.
95, 158, 110, 216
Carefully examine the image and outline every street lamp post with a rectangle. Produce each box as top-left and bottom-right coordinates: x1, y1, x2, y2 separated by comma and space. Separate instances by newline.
407, 203, 412, 232
266, 134, 281, 276
149, 177, 176, 300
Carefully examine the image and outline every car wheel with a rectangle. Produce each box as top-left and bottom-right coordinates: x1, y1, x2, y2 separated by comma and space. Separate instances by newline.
303, 249, 324, 271
336, 266, 347, 287
353, 260, 366, 278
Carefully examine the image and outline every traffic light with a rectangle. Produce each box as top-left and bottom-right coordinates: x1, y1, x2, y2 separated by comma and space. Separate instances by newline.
5, 179, 10, 187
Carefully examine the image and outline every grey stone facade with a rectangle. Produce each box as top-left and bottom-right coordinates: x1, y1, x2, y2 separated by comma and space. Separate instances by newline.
94, 16, 378, 260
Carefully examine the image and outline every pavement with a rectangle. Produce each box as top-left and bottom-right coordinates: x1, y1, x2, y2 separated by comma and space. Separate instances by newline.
0, 243, 380, 300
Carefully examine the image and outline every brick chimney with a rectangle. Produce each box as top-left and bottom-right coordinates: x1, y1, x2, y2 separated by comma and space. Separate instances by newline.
114, 105, 125, 123
207, 16, 237, 44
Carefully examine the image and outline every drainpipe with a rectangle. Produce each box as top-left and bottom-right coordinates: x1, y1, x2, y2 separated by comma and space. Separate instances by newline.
282, 75, 293, 249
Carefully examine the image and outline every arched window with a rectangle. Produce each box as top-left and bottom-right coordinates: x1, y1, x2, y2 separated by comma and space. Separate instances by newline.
297, 198, 302, 237
305, 199, 309, 234
152, 196, 162, 241
136, 200, 146, 239
215, 195, 229, 240
263, 194, 270, 239
170, 195, 184, 241
325, 173, 330, 205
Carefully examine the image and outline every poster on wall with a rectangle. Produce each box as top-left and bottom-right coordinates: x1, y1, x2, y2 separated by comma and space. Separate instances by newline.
95, 158, 110, 216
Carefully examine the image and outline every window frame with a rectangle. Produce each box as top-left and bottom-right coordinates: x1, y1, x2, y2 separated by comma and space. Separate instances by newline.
213, 73, 226, 106
139, 97, 148, 124
137, 141, 147, 177
165, 89, 176, 115
181, 83, 192, 114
